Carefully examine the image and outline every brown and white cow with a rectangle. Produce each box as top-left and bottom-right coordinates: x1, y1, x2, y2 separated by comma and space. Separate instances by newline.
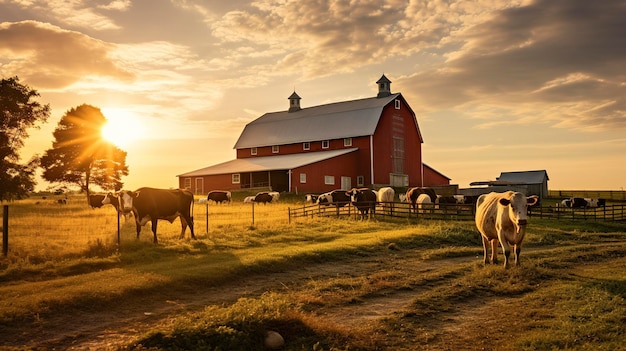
207, 190, 231, 204
405, 187, 437, 213
347, 188, 377, 219
117, 187, 195, 243
475, 191, 539, 267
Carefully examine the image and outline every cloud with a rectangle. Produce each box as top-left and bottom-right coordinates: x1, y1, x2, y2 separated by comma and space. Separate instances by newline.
0, 20, 133, 87
1, 0, 125, 30
397, 0, 626, 131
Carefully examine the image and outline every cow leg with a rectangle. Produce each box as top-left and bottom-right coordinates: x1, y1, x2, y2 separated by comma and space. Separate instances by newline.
135, 222, 142, 240
151, 220, 158, 244
514, 245, 522, 266
490, 239, 499, 265
481, 236, 490, 265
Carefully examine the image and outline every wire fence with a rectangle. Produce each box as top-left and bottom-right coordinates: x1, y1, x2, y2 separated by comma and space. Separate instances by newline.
2, 196, 625, 259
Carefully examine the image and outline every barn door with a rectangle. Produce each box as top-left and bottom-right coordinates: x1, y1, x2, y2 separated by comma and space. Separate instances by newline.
195, 178, 204, 195
341, 176, 352, 190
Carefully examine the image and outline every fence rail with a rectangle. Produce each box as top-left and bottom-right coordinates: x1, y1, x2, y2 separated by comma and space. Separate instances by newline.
288, 202, 626, 223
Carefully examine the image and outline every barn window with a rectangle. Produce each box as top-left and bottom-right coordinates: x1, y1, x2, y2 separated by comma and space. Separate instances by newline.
357, 176, 364, 186
303, 142, 310, 150
343, 138, 352, 147
251, 147, 257, 155
183, 177, 191, 190
395, 99, 401, 109
232, 173, 240, 184
322, 140, 329, 149
300, 173, 306, 183
324, 175, 335, 185
272, 145, 279, 153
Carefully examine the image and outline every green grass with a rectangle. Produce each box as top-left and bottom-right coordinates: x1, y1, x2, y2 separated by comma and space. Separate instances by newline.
1, 196, 625, 350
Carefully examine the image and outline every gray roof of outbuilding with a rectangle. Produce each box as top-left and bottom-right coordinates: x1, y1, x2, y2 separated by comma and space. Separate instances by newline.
177, 148, 358, 177
233, 93, 402, 149
497, 170, 549, 184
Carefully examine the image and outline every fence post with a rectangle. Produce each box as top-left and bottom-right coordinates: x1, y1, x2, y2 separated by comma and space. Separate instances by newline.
3, 205, 8, 256
251, 202, 255, 226
117, 210, 121, 247
206, 202, 209, 233
288, 207, 291, 224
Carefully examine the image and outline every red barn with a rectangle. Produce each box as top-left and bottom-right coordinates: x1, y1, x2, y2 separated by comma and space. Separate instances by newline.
178, 75, 450, 194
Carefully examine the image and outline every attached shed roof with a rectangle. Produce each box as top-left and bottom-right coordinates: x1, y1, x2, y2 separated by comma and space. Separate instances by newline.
234, 93, 407, 149
178, 148, 358, 177
497, 170, 549, 184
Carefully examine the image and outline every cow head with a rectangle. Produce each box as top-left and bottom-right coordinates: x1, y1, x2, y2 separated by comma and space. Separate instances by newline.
118, 190, 138, 212
499, 192, 539, 230
316, 193, 332, 204
346, 188, 359, 202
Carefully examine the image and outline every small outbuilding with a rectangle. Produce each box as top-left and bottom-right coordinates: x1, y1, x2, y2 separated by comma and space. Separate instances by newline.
467, 170, 549, 199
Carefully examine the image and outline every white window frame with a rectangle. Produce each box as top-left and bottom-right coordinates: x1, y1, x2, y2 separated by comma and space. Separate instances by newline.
303, 142, 310, 150
343, 138, 352, 147
395, 99, 401, 109
272, 145, 279, 153
251, 147, 257, 155
300, 173, 306, 183
322, 140, 330, 149
324, 175, 335, 185
232, 173, 240, 184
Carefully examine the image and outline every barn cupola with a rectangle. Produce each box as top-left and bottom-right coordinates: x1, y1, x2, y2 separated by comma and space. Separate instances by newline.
288, 91, 301, 112
376, 74, 392, 98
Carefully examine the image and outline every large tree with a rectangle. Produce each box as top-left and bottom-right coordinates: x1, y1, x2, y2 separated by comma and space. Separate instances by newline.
0, 76, 50, 201
40, 104, 129, 198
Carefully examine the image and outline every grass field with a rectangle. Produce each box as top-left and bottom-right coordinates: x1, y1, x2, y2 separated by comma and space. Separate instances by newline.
0, 194, 625, 350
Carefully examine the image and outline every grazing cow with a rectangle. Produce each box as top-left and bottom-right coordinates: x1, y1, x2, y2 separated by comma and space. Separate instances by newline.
570, 197, 588, 208
416, 194, 434, 213
398, 193, 407, 203
475, 191, 539, 267
207, 190, 231, 204
585, 198, 606, 208
377, 187, 395, 214
117, 187, 195, 243
347, 188, 377, 219
305, 194, 320, 204
268, 191, 280, 202
88, 194, 106, 208
560, 198, 572, 208
243, 196, 255, 203
254, 192, 274, 204
405, 187, 437, 213
316, 190, 351, 208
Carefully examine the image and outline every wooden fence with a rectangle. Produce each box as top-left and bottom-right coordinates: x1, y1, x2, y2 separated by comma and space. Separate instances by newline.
288, 201, 626, 223
549, 190, 626, 201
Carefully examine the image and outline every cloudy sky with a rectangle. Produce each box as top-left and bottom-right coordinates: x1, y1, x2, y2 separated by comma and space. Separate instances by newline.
1, 0, 625, 192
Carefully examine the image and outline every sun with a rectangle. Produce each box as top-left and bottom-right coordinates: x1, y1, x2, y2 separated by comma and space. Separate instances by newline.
101, 108, 145, 148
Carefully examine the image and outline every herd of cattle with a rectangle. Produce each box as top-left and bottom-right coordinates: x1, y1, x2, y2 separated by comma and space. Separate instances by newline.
85, 187, 610, 267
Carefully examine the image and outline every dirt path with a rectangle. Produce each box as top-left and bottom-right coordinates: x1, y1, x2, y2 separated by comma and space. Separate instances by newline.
0, 247, 481, 350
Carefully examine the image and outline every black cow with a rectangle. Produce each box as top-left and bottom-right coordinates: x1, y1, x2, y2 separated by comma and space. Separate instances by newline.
117, 187, 195, 243
88, 194, 106, 208
316, 190, 350, 208
347, 188, 377, 219
254, 192, 273, 204
207, 190, 231, 204
571, 197, 588, 208
405, 187, 437, 213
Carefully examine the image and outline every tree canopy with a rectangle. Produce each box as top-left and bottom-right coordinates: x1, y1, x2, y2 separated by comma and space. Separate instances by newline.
40, 104, 129, 196
0, 76, 50, 201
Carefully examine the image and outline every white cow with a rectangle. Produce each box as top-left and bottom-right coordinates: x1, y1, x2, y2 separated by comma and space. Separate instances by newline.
377, 187, 395, 214
243, 196, 255, 203
475, 191, 539, 267
416, 194, 433, 213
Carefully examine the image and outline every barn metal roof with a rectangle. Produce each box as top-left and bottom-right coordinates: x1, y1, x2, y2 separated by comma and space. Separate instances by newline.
497, 170, 549, 184
233, 94, 402, 149
177, 148, 358, 177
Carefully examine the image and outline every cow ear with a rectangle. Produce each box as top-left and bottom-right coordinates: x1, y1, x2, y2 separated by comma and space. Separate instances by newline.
499, 198, 511, 206
527, 196, 539, 206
